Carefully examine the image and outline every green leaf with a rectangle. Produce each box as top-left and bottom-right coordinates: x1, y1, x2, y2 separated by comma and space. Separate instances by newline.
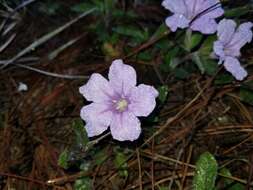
225, 5, 253, 18
192, 52, 205, 74
113, 25, 148, 43
174, 68, 190, 79
71, 2, 96, 13
58, 149, 69, 169
114, 152, 128, 177
158, 86, 169, 103
202, 59, 218, 76
72, 119, 89, 148
192, 152, 218, 190
220, 168, 245, 190
79, 162, 91, 172
239, 88, 253, 105
184, 29, 203, 52
152, 23, 169, 40
199, 36, 216, 56
38, 1, 61, 16
74, 177, 92, 190
94, 149, 108, 165
137, 51, 153, 61
214, 74, 234, 85
158, 186, 169, 190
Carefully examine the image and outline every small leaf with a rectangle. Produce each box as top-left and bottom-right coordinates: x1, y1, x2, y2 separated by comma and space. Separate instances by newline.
114, 152, 128, 177
158, 86, 169, 103
58, 149, 69, 169
225, 5, 253, 18
239, 88, 253, 105
152, 23, 169, 40
174, 68, 190, 79
71, 2, 96, 13
202, 59, 218, 76
214, 74, 234, 85
199, 35, 216, 56
158, 186, 169, 190
137, 51, 153, 61
72, 119, 89, 148
74, 177, 92, 190
184, 29, 203, 52
113, 26, 148, 43
192, 152, 218, 190
94, 149, 108, 165
220, 168, 245, 190
192, 52, 205, 74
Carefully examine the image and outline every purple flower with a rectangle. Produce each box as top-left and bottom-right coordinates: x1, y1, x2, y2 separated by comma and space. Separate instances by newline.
162, 0, 224, 34
213, 19, 253, 80
79, 59, 158, 141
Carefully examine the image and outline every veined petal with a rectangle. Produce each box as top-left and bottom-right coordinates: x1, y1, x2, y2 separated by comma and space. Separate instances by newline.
224, 57, 247, 81
110, 112, 141, 141
128, 84, 158, 117
165, 14, 190, 32
191, 16, 217, 34
162, 0, 187, 14
185, 0, 203, 18
217, 19, 236, 44
108, 59, 137, 95
213, 40, 225, 59
80, 103, 112, 137
199, 0, 224, 18
79, 73, 114, 103
228, 22, 253, 51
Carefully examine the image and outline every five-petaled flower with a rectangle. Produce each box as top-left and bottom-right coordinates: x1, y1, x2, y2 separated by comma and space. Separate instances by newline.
79, 60, 159, 141
162, 0, 224, 34
213, 19, 253, 80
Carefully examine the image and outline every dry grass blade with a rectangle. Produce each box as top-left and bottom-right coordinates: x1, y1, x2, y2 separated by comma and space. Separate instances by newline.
0, 7, 96, 69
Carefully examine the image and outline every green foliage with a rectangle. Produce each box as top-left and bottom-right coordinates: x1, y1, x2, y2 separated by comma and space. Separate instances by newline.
72, 119, 89, 149
220, 168, 245, 190
39, 1, 62, 15
71, 2, 95, 13
192, 152, 218, 190
174, 68, 190, 79
214, 74, 234, 85
225, 5, 253, 18
184, 30, 203, 52
74, 177, 92, 190
158, 85, 169, 104
94, 148, 108, 165
114, 150, 128, 177
113, 25, 149, 44
58, 148, 70, 169
239, 88, 253, 105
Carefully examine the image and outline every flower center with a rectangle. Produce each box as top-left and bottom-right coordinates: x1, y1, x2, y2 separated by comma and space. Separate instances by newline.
115, 99, 128, 112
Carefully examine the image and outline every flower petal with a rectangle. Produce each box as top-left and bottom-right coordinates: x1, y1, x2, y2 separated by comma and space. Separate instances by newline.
128, 84, 158, 117
80, 103, 112, 137
199, 0, 224, 18
162, 0, 187, 14
217, 19, 237, 44
190, 16, 217, 34
108, 59, 137, 95
110, 112, 141, 141
228, 22, 253, 51
213, 40, 225, 60
79, 73, 114, 103
165, 14, 190, 32
224, 57, 247, 81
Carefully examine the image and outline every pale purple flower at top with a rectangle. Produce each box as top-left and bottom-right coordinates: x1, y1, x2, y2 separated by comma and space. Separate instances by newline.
213, 19, 253, 80
162, 0, 224, 34
79, 59, 159, 141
